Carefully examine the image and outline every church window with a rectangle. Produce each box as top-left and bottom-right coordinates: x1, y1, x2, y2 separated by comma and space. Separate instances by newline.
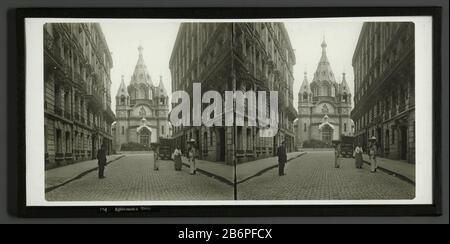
120, 95, 126, 105
343, 94, 348, 103
161, 126, 165, 135
304, 123, 307, 132
344, 123, 347, 132
303, 93, 308, 101
139, 106, 146, 117
322, 104, 329, 113
121, 126, 124, 135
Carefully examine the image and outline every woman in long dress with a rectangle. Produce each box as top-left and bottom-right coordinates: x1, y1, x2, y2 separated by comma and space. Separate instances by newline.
369, 137, 378, 173
187, 140, 197, 175
334, 143, 341, 168
353, 144, 364, 169
153, 144, 159, 171
173, 147, 182, 171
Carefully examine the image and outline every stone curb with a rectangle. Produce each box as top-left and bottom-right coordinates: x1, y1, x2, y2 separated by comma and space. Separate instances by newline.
181, 152, 307, 186
237, 152, 307, 184
362, 160, 415, 185
45, 155, 126, 193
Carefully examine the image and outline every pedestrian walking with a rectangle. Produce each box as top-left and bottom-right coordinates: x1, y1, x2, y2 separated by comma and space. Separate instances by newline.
187, 139, 197, 175
277, 140, 287, 176
173, 146, 182, 171
97, 143, 107, 179
368, 137, 378, 173
334, 141, 341, 168
353, 143, 364, 169
152, 143, 160, 171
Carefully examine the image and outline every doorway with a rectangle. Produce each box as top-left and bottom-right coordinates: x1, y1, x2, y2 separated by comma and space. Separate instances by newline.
400, 126, 407, 160
91, 135, 96, 159
377, 127, 382, 155
321, 125, 333, 145
139, 127, 151, 147
216, 128, 225, 162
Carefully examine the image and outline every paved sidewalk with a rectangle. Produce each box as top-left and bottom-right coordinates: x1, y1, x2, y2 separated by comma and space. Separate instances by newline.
181, 152, 306, 184
45, 155, 125, 191
362, 154, 415, 183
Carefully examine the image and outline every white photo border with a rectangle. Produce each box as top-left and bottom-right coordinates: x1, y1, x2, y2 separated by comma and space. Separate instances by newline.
25, 16, 433, 207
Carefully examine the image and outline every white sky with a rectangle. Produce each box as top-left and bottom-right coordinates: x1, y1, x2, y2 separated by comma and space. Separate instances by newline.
285, 22, 363, 107
101, 22, 180, 109
101, 21, 362, 111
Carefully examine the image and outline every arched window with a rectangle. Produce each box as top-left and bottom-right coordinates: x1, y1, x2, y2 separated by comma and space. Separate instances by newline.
139, 106, 146, 117
139, 85, 147, 99
322, 104, 329, 113
139, 127, 151, 147
321, 125, 333, 144
120, 95, 126, 105
303, 92, 308, 101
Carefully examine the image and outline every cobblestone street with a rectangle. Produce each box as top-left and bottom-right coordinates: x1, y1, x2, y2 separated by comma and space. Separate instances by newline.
46, 151, 415, 201
238, 151, 415, 200
46, 153, 233, 201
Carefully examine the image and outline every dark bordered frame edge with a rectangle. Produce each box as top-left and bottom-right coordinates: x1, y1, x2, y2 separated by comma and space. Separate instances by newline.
11, 7, 443, 218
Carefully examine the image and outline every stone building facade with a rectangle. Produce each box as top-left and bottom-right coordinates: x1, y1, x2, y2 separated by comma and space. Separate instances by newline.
296, 40, 353, 148
169, 23, 297, 165
113, 46, 171, 151
44, 23, 115, 168
351, 22, 415, 163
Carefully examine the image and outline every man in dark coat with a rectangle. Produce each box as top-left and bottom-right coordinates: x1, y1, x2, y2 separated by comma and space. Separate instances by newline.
277, 140, 287, 176
97, 144, 107, 179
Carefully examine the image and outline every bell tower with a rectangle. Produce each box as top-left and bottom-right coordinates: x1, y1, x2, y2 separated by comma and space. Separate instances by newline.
297, 72, 313, 149
114, 75, 130, 151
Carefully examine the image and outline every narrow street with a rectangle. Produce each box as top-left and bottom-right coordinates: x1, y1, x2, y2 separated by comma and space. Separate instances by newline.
238, 151, 415, 200
46, 151, 414, 201
46, 153, 233, 201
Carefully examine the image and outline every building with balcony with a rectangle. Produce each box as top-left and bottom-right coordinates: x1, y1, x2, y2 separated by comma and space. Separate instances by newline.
296, 39, 353, 148
112, 46, 171, 151
169, 23, 297, 165
44, 23, 115, 169
351, 22, 415, 163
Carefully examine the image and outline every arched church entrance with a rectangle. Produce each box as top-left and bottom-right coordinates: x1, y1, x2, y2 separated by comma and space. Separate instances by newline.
139, 127, 151, 147
321, 124, 333, 145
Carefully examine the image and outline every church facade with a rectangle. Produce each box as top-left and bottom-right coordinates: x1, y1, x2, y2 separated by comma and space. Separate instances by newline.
113, 46, 170, 151
296, 40, 353, 148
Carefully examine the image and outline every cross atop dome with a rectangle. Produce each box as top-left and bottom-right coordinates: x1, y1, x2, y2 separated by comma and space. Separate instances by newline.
138, 43, 144, 55
321, 36, 327, 49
